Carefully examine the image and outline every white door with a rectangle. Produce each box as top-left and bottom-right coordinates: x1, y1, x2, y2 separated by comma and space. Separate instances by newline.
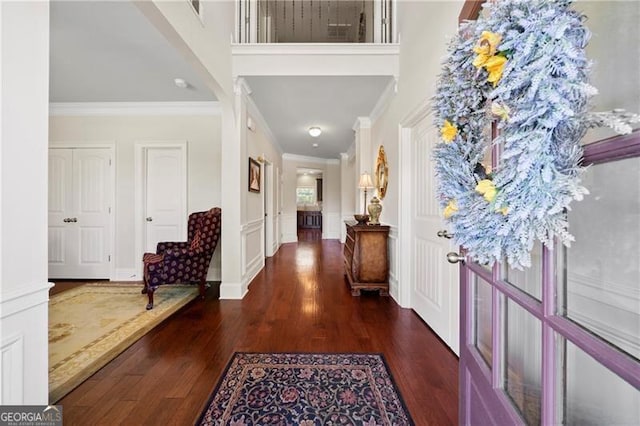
143, 146, 187, 252
48, 148, 112, 279
409, 116, 460, 354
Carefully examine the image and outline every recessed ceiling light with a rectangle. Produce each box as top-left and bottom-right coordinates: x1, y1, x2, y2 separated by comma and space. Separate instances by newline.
174, 78, 188, 89
308, 127, 322, 137
312, 143, 319, 148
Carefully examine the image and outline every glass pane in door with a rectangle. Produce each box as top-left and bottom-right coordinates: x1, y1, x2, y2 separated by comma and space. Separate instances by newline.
560, 157, 640, 360
504, 300, 541, 425
503, 241, 542, 300
560, 339, 640, 425
473, 273, 493, 368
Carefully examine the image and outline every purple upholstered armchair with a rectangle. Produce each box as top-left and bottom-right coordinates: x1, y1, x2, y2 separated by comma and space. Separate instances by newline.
142, 208, 221, 310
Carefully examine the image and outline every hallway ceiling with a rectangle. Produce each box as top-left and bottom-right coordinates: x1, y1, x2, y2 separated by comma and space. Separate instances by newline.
50, 1, 216, 102
50, 1, 393, 160
246, 75, 393, 159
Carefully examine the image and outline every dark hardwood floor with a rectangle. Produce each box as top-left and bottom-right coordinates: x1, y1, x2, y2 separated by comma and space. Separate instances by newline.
56, 235, 459, 425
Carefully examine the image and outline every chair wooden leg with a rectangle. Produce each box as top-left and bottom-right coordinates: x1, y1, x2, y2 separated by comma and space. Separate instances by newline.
146, 288, 155, 310
198, 280, 206, 299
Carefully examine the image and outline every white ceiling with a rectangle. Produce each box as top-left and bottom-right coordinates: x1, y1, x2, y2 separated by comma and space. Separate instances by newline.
246, 76, 393, 159
50, 1, 393, 159
49, 1, 216, 102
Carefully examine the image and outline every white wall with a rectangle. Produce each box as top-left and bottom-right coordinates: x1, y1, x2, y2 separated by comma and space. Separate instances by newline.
282, 155, 341, 242
340, 150, 356, 241
0, 0, 50, 404
372, 1, 462, 228
244, 105, 283, 284
49, 113, 222, 280
576, 0, 640, 143
369, 1, 462, 303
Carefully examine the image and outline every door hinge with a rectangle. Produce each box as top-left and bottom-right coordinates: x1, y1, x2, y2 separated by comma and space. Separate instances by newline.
108, 207, 111, 213
109, 158, 112, 166
108, 255, 111, 262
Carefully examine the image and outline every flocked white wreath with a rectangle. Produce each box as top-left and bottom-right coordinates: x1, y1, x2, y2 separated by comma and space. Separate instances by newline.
433, 0, 638, 269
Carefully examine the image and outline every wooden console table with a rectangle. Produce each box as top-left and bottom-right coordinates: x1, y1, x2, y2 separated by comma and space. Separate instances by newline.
343, 222, 389, 296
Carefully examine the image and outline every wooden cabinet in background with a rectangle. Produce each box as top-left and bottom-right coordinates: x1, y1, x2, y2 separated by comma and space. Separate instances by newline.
343, 222, 389, 296
297, 211, 322, 229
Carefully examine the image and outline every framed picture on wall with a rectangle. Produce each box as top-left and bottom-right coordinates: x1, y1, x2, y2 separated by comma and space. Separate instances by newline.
248, 157, 261, 193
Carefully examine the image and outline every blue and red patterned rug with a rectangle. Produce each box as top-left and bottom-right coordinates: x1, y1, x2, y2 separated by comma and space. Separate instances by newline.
197, 352, 414, 425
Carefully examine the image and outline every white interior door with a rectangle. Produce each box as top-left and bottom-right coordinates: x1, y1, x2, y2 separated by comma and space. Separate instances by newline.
48, 148, 112, 279
144, 146, 187, 252
409, 116, 460, 354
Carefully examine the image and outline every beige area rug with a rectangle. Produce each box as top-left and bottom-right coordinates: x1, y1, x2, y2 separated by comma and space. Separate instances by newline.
49, 283, 198, 403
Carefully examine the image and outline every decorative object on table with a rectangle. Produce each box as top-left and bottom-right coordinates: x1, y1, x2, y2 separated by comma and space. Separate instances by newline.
197, 352, 413, 425
344, 223, 390, 296
49, 283, 199, 403
375, 145, 389, 199
142, 208, 221, 310
368, 196, 382, 225
248, 157, 261, 193
355, 171, 374, 224
433, 0, 639, 269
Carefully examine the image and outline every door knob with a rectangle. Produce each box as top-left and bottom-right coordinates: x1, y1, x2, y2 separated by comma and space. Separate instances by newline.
63, 218, 70, 223
71, 217, 78, 223
437, 230, 453, 239
446, 252, 465, 264
146, 217, 153, 222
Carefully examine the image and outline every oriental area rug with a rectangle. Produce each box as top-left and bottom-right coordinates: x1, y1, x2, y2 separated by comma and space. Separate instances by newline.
197, 352, 414, 425
49, 283, 198, 403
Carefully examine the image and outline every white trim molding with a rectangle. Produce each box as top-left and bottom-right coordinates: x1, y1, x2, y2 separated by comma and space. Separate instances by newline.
49, 101, 221, 116
387, 225, 400, 304
322, 212, 342, 240
397, 97, 433, 309
241, 218, 265, 292
232, 44, 399, 78
282, 153, 340, 165
369, 77, 398, 124
281, 213, 298, 244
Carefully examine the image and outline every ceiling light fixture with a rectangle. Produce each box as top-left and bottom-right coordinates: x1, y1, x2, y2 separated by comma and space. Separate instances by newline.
174, 78, 188, 89
308, 127, 322, 137
312, 143, 319, 148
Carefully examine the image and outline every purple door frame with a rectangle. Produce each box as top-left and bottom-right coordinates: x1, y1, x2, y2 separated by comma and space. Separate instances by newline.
459, 130, 640, 425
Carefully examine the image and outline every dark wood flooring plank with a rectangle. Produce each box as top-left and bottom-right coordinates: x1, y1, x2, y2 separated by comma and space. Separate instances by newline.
57, 237, 458, 425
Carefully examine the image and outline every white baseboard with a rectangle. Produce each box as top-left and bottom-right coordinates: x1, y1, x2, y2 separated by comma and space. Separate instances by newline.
114, 268, 140, 281
220, 281, 248, 299
281, 233, 298, 244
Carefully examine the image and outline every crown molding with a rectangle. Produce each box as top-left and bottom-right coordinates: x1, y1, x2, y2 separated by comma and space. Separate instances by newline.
245, 94, 284, 155
49, 102, 221, 116
369, 77, 398, 123
353, 116, 372, 131
282, 153, 340, 165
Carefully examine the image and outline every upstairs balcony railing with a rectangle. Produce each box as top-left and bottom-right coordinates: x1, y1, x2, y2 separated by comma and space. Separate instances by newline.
237, 0, 395, 44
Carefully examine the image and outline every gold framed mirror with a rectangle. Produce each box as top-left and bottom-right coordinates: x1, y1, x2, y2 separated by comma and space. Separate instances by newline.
375, 145, 388, 199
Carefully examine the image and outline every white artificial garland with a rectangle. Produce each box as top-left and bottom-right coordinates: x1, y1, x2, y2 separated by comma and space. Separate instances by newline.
433, 0, 637, 268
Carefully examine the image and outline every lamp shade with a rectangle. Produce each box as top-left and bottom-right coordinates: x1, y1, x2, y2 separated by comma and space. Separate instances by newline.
358, 172, 374, 189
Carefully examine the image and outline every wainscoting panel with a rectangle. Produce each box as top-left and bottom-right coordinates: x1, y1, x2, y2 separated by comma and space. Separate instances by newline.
0, 283, 50, 404
388, 226, 399, 302
413, 238, 444, 309
1, 334, 24, 405
323, 212, 341, 240
242, 219, 265, 287
281, 213, 298, 243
